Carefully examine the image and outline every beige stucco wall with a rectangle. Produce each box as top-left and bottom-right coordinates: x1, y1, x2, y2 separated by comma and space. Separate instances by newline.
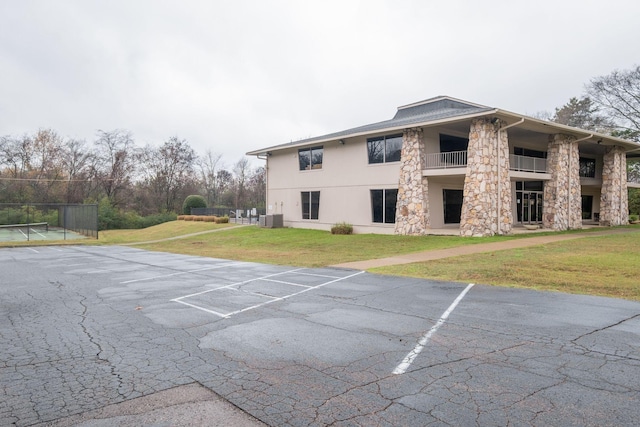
265, 135, 401, 233
262, 122, 622, 234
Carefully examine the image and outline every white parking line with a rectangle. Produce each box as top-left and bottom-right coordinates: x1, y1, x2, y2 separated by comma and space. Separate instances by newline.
171, 269, 365, 318
260, 278, 313, 288
172, 268, 303, 300
120, 262, 239, 284
393, 283, 475, 375
225, 270, 365, 317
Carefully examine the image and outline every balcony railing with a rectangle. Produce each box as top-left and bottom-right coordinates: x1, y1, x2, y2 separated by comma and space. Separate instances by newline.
424, 150, 467, 169
509, 154, 547, 173
424, 151, 548, 174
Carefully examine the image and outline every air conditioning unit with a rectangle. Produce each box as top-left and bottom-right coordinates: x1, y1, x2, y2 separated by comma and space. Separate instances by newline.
260, 214, 283, 228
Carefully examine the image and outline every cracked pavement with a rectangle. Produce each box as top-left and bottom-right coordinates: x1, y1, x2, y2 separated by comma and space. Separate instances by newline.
1, 245, 639, 426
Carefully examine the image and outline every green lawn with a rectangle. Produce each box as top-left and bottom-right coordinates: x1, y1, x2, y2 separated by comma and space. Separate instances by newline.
373, 231, 640, 301
131, 224, 518, 266
98, 221, 237, 244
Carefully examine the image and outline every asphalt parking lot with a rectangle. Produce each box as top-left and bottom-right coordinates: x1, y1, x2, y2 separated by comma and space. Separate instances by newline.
1, 245, 639, 426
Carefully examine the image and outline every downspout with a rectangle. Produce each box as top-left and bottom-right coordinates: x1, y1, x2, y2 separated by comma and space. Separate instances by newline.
496, 117, 525, 235
570, 134, 593, 228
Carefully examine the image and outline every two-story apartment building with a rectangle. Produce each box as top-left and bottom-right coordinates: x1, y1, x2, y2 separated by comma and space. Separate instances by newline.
247, 96, 640, 236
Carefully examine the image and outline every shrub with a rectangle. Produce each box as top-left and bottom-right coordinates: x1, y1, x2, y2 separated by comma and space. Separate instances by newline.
177, 215, 186, 220
203, 216, 217, 222
135, 212, 177, 228
630, 214, 639, 223
194, 216, 205, 221
182, 195, 207, 215
215, 216, 229, 224
183, 215, 196, 221
331, 222, 353, 235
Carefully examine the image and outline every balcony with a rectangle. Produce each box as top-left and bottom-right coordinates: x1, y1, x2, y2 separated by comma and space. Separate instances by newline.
509, 154, 547, 173
424, 150, 467, 169
424, 151, 548, 174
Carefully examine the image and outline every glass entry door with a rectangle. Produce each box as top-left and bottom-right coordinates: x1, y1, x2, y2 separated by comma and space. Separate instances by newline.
518, 191, 543, 224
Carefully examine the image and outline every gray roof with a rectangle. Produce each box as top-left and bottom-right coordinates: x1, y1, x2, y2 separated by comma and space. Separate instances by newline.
248, 96, 494, 154
247, 95, 640, 155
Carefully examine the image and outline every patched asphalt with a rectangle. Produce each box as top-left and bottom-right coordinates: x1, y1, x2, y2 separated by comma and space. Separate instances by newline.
2, 245, 639, 426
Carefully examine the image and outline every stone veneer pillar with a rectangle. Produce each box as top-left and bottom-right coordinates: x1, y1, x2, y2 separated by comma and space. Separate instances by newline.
542, 134, 582, 230
394, 128, 430, 235
599, 145, 629, 226
459, 118, 512, 237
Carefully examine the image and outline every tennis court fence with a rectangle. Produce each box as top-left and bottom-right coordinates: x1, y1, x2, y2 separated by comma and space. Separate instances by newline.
0, 203, 98, 241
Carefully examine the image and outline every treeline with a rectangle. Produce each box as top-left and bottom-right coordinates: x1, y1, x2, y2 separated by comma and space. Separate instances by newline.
0, 129, 265, 225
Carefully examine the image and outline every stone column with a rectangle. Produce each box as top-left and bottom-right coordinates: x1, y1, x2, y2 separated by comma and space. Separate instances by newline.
394, 128, 430, 235
460, 118, 512, 237
600, 145, 629, 226
542, 134, 582, 230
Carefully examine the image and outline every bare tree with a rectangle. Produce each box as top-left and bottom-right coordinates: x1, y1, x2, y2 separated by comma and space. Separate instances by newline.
61, 138, 93, 203
198, 150, 223, 206
246, 165, 266, 208
587, 65, 640, 141
30, 129, 65, 202
232, 157, 251, 208
92, 129, 137, 207
140, 136, 197, 212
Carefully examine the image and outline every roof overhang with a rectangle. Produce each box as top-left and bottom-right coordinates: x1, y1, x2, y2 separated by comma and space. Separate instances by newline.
247, 100, 640, 156
246, 109, 500, 156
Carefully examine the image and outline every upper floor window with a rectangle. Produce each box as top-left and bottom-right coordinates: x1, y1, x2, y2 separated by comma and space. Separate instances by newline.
579, 157, 596, 178
440, 134, 469, 153
367, 134, 402, 164
514, 147, 547, 158
299, 146, 323, 170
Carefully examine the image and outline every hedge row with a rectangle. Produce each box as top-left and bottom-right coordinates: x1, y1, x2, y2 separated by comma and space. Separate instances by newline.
177, 215, 229, 224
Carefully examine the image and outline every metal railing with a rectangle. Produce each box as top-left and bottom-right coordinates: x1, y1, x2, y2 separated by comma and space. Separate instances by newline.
424, 151, 548, 174
424, 150, 468, 169
509, 154, 547, 173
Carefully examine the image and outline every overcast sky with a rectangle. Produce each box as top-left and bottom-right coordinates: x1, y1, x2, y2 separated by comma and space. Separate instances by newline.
1, 0, 639, 167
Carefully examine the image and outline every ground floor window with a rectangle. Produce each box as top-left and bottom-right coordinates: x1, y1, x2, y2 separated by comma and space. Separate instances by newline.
582, 195, 593, 219
301, 191, 320, 220
443, 189, 463, 224
371, 189, 397, 223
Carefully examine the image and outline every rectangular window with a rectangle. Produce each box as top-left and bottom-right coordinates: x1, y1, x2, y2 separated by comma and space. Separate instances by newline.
514, 147, 547, 158
367, 134, 402, 164
440, 134, 469, 153
299, 146, 323, 170
370, 189, 398, 223
582, 195, 594, 220
579, 157, 596, 178
443, 189, 463, 224
301, 191, 320, 219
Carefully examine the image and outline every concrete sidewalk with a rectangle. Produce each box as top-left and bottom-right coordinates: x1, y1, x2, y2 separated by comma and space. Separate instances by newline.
332, 227, 638, 270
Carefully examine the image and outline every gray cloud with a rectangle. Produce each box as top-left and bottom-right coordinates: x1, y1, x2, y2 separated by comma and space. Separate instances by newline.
1, 0, 639, 165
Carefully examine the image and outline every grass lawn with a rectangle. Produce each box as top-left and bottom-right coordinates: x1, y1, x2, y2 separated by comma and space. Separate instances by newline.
373, 231, 640, 301
132, 225, 518, 267
98, 221, 237, 244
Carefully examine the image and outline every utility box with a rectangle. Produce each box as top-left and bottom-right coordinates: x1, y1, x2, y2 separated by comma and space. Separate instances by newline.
270, 214, 283, 228
260, 214, 283, 228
